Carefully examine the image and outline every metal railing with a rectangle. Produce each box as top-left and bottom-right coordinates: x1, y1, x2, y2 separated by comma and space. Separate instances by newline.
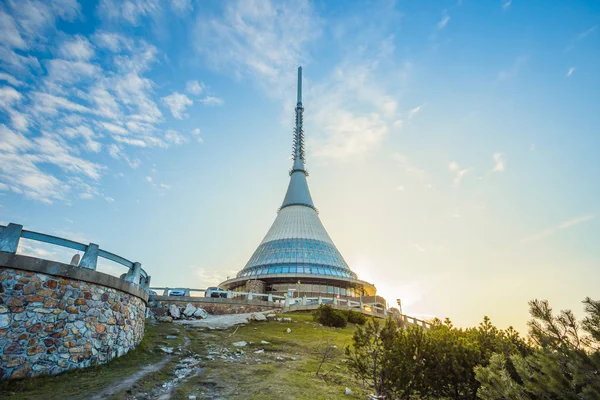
0, 223, 150, 290
150, 287, 387, 315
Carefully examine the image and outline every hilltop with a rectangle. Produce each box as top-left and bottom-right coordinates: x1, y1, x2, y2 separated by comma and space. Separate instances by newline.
1, 313, 366, 399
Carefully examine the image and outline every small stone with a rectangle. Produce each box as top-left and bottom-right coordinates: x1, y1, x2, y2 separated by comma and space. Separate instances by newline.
74, 299, 86, 306
159, 346, 173, 354
23, 284, 36, 295
107, 318, 116, 325
249, 313, 267, 321
260, 340, 270, 345
0, 305, 8, 314
66, 306, 79, 314
166, 335, 177, 339
52, 329, 69, 339
232, 341, 247, 347
157, 316, 173, 323
183, 303, 197, 317
6, 297, 23, 308
266, 314, 276, 319
44, 280, 58, 289
27, 345, 45, 356
254, 349, 264, 354
57, 311, 68, 320
345, 387, 353, 395
0, 314, 9, 328
188, 396, 197, 400
169, 305, 181, 319
27, 323, 44, 333
36, 289, 53, 297
193, 307, 208, 319
95, 324, 106, 333
286, 328, 292, 333
7, 357, 26, 367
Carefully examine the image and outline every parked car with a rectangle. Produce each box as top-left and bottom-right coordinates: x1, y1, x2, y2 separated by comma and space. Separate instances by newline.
169, 289, 186, 296
205, 287, 227, 298
148, 289, 157, 296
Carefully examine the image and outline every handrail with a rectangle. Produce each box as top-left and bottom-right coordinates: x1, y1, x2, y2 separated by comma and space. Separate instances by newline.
0, 223, 150, 290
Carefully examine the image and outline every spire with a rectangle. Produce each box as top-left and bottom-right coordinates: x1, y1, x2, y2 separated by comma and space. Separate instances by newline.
281, 66, 315, 210
292, 66, 305, 173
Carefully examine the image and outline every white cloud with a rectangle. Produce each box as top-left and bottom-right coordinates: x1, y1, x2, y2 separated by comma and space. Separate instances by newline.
192, 128, 200, 136
0, 72, 24, 87
100, 122, 128, 135
577, 25, 597, 40
437, 12, 450, 30
145, 176, 152, 182
92, 31, 132, 52
407, 104, 425, 120
0, 86, 22, 109
162, 92, 193, 119
521, 214, 597, 243
193, 0, 321, 96
492, 152, 505, 172
186, 80, 204, 95
170, 0, 192, 13
165, 129, 188, 145
0, 11, 27, 49
502, 0, 512, 10
58, 35, 94, 60
449, 161, 470, 186
97, 0, 161, 26
393, 119, 404, 129
566, 67, 575, 77
199, 96, 223, 106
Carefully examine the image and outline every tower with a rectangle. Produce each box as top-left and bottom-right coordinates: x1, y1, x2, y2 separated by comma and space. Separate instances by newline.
220, 67, 376, 301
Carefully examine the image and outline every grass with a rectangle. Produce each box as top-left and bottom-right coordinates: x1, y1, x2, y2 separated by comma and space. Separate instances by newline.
173, 313, 367, 399
1, 313, 369, 399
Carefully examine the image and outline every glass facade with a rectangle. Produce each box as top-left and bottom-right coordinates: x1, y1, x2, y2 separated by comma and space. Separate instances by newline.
232, 283, 366, 299
237, 237, 356, 279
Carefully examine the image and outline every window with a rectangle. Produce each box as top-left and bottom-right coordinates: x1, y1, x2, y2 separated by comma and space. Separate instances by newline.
275, 267, 282, 273
289, 267, 296, 273
268, 267, 275, 274
297, 266, 304, 273
282, 267, 289, 273
285, 251, 290, 258
292, 251, 296, 258
318, 267, 325, 275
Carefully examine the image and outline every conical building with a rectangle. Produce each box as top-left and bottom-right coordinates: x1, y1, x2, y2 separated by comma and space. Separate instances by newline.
220, 67, 377, 302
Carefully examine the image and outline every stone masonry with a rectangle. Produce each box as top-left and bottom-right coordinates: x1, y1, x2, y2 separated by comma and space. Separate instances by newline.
0, 267, 146, 379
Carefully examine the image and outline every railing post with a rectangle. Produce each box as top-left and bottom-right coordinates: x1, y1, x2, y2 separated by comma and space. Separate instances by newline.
227, 290, 233, 299
248, 292, 253, 301
0, 223, 23, 253
125, 262, 141, 284
318, 296, 322, 305
301, 295, 307, 306
79, 243, 99, 270
333, 296, 338, 305
143, 276, 151, 290
163, 288, 169, 296
184, 289, 190, 296
267, 294, 273, 302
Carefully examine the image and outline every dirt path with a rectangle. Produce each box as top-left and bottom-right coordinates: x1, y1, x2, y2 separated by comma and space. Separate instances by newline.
90, 328, 192, 400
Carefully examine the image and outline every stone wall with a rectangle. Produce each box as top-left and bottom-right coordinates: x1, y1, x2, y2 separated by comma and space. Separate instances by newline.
245, 279, 265, 294
0, 266, 146, 380
149, 296, 280, 317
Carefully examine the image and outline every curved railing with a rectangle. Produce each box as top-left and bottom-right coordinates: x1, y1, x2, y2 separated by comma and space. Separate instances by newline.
0, 223, 150, 290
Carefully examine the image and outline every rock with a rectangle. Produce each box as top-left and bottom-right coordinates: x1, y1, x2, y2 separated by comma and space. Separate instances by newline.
260, 340, 270, 345
345, 387, 353, 395
0, 314, 9, 328
254, 349, 264, 354
193, 307, 208, 319
189, 396, 197, 400
276, 356, 285, 361
282, 317, 292, 322
157, 316, 173, 323
183, 303, 196, 317
286, 328, 292, 333
266, 314, 276, 319
169, 305, 181, 319
158, 346, 173, 354
166, 335, 177, 339
291, 357, 297, 361
249, 313, 266, 321
232, 341, 247, 347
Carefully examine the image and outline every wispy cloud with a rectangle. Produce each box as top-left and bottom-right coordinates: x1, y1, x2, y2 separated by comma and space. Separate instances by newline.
577, 25, 597, 40
449, 161, 470, 187
162, 92, 193, 119
186, 80, 204, 95
502, 0, 512, 10
566, 67, 575, 77
437, 12, 450, 30
492, 152, 505, 172
408, 104, 425, 120
521, 214, 597, 243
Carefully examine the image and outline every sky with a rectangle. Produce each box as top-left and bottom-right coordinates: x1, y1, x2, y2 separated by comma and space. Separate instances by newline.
1, 0, 599, 334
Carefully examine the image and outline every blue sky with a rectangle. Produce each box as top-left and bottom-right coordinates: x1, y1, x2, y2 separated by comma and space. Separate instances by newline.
1, 0, 599, 332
